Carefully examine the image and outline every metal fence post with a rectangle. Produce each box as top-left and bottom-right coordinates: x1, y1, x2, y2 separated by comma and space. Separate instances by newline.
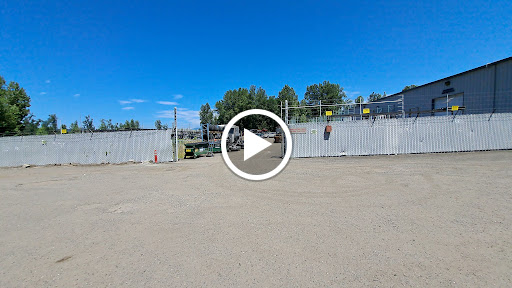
446, 94, 449, 116
201, 124, 204, 142
174, 107, 178, 162
402, 94, 405, 118
285, 100, 289, 125
282, 100, 288, 158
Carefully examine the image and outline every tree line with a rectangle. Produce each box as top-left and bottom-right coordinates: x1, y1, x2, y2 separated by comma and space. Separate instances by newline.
200, 81, 418, 129
67, 117, 143, 133
2, 74, 417, 135
200, 81, 355, 130
0, 75, 149, 136
200, 81, 353, 130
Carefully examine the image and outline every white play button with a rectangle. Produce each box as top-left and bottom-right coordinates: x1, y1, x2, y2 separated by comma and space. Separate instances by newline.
221, 109, 292, 181
243, 129, 272, 161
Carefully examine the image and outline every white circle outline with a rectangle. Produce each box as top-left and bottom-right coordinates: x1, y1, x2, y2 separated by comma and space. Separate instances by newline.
221, 109, 292, 181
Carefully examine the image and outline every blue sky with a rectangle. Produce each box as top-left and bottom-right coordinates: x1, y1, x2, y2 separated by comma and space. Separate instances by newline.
1, 0, 511, 128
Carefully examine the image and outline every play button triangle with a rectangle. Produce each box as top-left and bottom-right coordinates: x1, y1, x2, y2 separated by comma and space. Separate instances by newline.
244, 129, 272, 161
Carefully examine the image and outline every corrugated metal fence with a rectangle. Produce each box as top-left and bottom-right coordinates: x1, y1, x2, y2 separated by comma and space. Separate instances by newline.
0, 130, 175, 167
289, 113, 512, 158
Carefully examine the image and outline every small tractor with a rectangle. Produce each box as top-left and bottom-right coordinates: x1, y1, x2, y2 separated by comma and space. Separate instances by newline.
184, 124, 243, 159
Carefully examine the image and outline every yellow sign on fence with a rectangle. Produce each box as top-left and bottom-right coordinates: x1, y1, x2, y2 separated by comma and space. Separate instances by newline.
363, 108, 370, 114
452, 106, 459, 111
325, 111, 332, 116
61, 129, 67, 134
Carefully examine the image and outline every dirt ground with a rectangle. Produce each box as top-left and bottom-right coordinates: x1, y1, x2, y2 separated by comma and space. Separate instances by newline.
1, 151, 511, 287
229, 139, 282, 175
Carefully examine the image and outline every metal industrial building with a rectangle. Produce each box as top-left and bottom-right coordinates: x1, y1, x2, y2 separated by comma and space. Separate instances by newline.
367, 56, 512, 116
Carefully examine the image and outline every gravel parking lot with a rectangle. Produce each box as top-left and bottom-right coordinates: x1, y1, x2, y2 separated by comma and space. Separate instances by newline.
229, 139, 282, 175
1, 151, 511, 287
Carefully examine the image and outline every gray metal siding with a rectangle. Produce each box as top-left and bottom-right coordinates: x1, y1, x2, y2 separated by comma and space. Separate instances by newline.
495, 59, 512, 113
0, 130, 175, 167
364, 58, 512, 115
289, 113, 512, 158
402, 66, 495, 113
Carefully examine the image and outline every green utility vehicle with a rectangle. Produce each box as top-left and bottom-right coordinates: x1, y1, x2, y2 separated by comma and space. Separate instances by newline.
184, 141, 221, 159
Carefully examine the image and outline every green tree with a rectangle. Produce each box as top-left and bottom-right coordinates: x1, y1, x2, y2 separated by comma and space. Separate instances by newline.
199, 103, 214, 124
155, 119, 163, 129
215, 87, 252, 126
212, 85, 290, 130
0, 94, 16, 135
355, 96, 365, 104
129, 119, 140, 129
37, 114, 58, 135
254, 86, 267, 109
299, 113, 307, 123
252, 86, 270, 129
263, 95, 281, 130
120, 120, 129, 130
155, 120, 168, 129
277, 85, 299, 119
106, 119, 115, 130
297, 99, 308, 123
278, 85, 299, 106
0, 75, 31, 135
70, 121, 80, 133
304, 81, 348, 105
99, 119, 107, 131
304, 81, 348, 117
266, 95, 280, 116
402, 85, 417, 92
120, 119, 140, 130
21, 114, 41, 135
155, 120, 169, 130
367, 92, 382, 102
48, 114, 58, 133
82, 115, 94, 131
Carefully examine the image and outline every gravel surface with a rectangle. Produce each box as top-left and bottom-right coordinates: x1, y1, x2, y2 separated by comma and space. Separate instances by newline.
1, 151, 511, 287
229, 139, 282, 175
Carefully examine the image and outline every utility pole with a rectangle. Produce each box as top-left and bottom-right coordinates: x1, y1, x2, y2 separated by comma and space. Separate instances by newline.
282, 100, 288, 158
173, 107, 178, 162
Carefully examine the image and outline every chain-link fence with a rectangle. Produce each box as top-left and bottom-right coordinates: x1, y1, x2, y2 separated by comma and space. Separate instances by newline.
288, 113, 512, 158
281, 76, 512, 158
0, 130, 178, 167
284, 98, 405, 124
283, 91, 512, 125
